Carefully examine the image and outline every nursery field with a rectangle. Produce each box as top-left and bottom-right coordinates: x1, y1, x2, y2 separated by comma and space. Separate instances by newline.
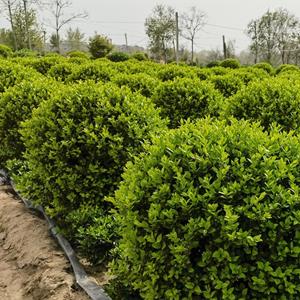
0, 53, 300, 299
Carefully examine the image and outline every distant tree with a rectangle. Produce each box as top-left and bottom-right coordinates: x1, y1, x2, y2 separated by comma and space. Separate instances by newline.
49, 32, 59, 51
0, 0, 18, 49
247, 8, 300, 64
226, 39, 236, 58
88, 34, 113, 58
46, 0, 87, 53
205, 47, 223, 62
145, 4, 176, 63
180, 6, 206, 63
12, 4, 43, 50
65, 27, 85, 51
0, 28, 14, 48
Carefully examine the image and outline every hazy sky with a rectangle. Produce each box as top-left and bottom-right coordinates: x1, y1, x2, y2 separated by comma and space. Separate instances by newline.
68, 0, 300, 52
8, 0, 300, 52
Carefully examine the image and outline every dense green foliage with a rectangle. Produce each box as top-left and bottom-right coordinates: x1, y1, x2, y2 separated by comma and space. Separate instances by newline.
157, 64, 197, 81
88, 34, 113, 59
0, 78, 59, 168
0, 54, 299, 298
47, 62, 77, 82
111, 119, 300, 299
67, 62, 117, 83
112, 73, 159, 98
16, 81, 167, 262
0, 44, 12, 58
209, 74, 244, 98
220, 58, 241, 69
66, 50, 90, 59
152, 78, 223, 128
226, 77, 300, 132
131, 52, 148, 61
107, 51, 130, 62
253, 62, 274, 74
0, 60, 40, 93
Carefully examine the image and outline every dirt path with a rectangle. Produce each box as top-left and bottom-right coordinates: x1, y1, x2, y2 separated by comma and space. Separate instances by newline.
0, 183, 89, 300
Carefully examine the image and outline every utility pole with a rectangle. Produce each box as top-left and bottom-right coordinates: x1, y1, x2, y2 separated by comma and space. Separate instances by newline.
23, 0, 32, 50
43, 30, 46, 54
124, 33, 128, 52
175, 12, 179, 64
222, 35, 227, 59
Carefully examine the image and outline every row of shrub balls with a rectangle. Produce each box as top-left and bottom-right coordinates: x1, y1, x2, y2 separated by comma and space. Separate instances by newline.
0, 56, 300, 299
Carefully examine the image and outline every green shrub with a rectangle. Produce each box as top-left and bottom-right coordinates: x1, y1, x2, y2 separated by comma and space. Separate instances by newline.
13, 49, 39, 57
220, 58, 241, 69
226, 77, 300, 132
253, 62, 274, 74
107, 51, 130, 62
24, 56, 65, 74
111, 118, 300, 299
209, 74, 244, 98
66, 50, 90, 59
0, 60, 41, 93
152, 78, 223, 128
131, 52, 148, 61
206, 60, 220, 67
230, 68, 269, 85
67, 62, 116, 83
47, 62, 77, 82
210, 66, 229, 75
88, 34, 113, 58
157, 64, 197, 81
0, 44, 12, 58
193, 68, 213, 81
112, 73, 160, 98
0, 78, 59, 168
276, 64, 299, 75
16, 81, 167, 262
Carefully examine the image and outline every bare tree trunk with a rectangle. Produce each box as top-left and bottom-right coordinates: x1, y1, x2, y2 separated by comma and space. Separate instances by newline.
56, 28, 60, 53
22, 0, 31, 49
191, 39, 194, 63
162, 38, 167, 63
7, 0, 17, 50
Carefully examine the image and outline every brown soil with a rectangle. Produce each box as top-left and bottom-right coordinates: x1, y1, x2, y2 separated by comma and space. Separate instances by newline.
0, 183, 89, 300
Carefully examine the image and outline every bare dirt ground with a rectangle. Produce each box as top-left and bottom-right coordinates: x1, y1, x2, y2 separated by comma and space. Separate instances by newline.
0, 183, 89, 300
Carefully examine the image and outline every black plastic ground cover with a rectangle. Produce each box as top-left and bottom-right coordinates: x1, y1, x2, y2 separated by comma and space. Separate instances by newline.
0, 169, 111, 300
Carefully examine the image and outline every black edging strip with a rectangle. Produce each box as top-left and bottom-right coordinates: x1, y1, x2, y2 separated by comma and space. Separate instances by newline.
0, 170, 111, 300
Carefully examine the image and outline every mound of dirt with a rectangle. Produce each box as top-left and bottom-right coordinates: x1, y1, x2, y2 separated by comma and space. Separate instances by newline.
0, 184, 89, 300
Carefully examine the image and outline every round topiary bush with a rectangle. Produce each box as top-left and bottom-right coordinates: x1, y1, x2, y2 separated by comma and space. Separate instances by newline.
67, 62, 116, 83
220, 58, 241, 69
131, 52, 148, 61
66, 50, 90, 59
225, 77, 300, 132
16, 81, 167, 262
206, 60, 220, 68
112, 72, 160, 98
12, 49, 39, 58
0, 60, 41, 93
111, 118, 300, 299
0, 78, 60, 168
47, 62, 77, 82
156, 64, 197, 81
209, 74, 244, 98
22, 56, 66, 74
230, 68, 269, 85
107, 51, 130, 62
0, 44, 12, 58
152, 78, 223, 128
253, 62, 274, 74
275, 64, 299, 75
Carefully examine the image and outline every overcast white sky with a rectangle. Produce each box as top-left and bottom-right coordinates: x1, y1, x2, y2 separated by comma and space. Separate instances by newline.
6, 0, 300, 52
